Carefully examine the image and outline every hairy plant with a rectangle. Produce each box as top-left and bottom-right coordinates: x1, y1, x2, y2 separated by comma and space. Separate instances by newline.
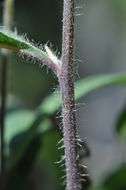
0, 0, 82, 189
1, 1, 126, 190
60, 0, 82, 189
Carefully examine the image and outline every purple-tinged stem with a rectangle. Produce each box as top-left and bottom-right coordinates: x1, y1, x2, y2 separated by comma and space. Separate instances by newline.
59, 0, 82, 189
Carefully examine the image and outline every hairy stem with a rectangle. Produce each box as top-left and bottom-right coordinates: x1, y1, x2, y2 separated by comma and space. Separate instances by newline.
60, 0, 82, 189
0, 0, 14, 176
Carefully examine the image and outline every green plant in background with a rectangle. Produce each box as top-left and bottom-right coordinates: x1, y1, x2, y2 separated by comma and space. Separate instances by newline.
0, 0, 126, 190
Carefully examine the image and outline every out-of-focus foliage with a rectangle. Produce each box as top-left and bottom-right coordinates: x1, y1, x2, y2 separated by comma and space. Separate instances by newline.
111, 0, 126, 22
1, 72, 126, 189
90, 164, 126, 190
116, 106, 126, 138
0, 0, 126, 190
4, 73, 126, 159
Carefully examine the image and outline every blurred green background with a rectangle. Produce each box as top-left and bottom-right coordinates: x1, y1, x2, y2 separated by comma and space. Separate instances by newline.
0, 0, 126, 190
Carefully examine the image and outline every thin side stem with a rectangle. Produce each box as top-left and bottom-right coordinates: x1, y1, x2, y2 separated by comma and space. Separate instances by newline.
0, 56, 9, 174
3, 0, 14, 29
60, 0, 82, 189
0, 0, 14, 176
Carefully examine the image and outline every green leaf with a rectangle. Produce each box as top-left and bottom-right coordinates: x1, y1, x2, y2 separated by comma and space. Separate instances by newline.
37, 130, 64, 190
7, 117, 53, 168
5, 133, 42, 190
0, 28, 58, 64
40, 73, 126, 115
4, 110, 52, 157
90, 164, 126, 190
5, 73, 126, 168
110, 0, 126, 22
5, 110, 36, 146
38, 91, 61, 115
0, 30, 29, 50
116, 106, 126, 137
75, 73, 126, 100
103, 164, 126, 190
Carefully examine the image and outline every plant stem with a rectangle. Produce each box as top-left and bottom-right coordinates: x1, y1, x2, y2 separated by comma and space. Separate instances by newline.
3, 0, 14, 29
0, 56, 9, 174
60, 0, 82, 189
0, 0, 14, 176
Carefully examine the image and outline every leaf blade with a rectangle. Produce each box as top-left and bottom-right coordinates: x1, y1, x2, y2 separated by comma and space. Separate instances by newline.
40, 73, 126, 115
0, 28, 50, 61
